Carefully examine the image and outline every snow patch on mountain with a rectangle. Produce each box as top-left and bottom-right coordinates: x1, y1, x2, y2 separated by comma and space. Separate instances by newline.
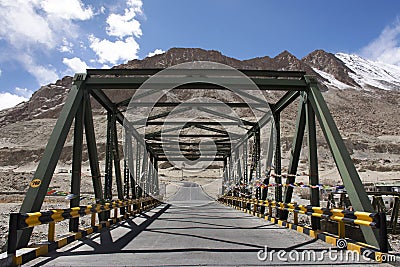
336, 53, 400, 91
311, 67, 355, 90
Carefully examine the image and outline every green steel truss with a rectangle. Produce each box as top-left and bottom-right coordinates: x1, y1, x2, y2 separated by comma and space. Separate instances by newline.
16, 69, 380, 249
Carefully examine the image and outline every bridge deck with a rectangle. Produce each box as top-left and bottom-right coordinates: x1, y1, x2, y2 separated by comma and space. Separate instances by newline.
26, 183, 381, 266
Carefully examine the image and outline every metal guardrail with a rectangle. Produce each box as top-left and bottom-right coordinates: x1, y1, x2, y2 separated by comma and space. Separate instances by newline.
219, 195, 388, 252
7, 196, 159, 255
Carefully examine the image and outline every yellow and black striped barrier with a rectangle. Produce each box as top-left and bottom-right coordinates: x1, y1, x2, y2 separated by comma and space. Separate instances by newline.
219, 195, 388, 253
7, 196, 160, 258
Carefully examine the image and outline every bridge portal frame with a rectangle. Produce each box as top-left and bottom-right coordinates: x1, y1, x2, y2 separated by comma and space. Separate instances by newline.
15, 68, 380, 249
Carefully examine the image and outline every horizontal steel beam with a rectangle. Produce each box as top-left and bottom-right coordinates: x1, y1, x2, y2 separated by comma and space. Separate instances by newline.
156, 157, 225, 162
153, 152, 228, 156
119, 101, 272, 108
193, 125, 241, 137
146, 134, 231, 138
85, 77, 308, 91
87, 68, 306, 78
143, 121, 254, 126
148, 142, 231, 151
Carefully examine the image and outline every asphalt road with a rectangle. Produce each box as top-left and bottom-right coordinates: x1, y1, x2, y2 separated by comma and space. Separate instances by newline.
25, 183, 385, 266
166, 182, 215, 207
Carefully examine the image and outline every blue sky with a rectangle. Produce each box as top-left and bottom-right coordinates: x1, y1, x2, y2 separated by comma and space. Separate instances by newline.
0, 0, 400, 110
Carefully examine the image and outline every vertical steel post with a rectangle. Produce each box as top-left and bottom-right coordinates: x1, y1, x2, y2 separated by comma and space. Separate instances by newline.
104, 112, 114, 200
274, 112, 282, 217
154, 158, 159, 195
232, 150, 237, 184
243, 139, 248, 184
260, 126, 275, 214
123, 157, 130, 199
235, 147, 242, 185
305, 75, 379, 247
274, 113, 282, 201
141, 148, 148, 195
112, 116, 124, 201
126, 133, 136, 199
228, 155, 233, 187
148, 156, 154, 195
281, 99, 306, 220
378, 212, 388, 253
222, 157, 227, 194
255, 130, 261, 200
7, 213, 18, 254
17, 74, 85, 247
306, 98, 320, 230
69, 97, 85, 232
84, 93, 103, 201
136, 141, 143, 198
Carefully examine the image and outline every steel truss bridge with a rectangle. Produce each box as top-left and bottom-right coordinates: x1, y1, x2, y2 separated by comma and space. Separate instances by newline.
3, 67, 392, 265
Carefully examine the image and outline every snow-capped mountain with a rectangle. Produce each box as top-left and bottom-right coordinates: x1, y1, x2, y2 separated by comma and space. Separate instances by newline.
306, 50, 400, 91
335, 53, 400, 91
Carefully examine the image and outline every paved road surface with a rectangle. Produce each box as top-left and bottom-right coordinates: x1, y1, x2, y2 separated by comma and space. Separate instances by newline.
26, 183, 384, 266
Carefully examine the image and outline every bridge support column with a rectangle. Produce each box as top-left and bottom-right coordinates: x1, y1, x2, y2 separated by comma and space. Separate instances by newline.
111, 112, 124, 203
154, 158, 159, 195
148, 155, 154, 195
235, 147, 242, 186
17, 74, 86, 248
305, 76, 380, 248
84, 93, 103, 202
281, 98, 306, 220
255, 130, 261, 200
104, 112, 114, 201
123, 156, 130, 199
306, 96, 320, 230
136, 141, 142, 198
222, 157, 227, 194
260, 126, 275, 215
141, 147, 148, 196
274, 112, 282, 217
243, 139, 248, 187
69, 94, 85, 232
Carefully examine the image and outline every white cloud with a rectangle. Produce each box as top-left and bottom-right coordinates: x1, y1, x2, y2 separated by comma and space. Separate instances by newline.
0, 68, 2, 77
361, 20, 400, 66
17, 54, 59, 85
0, 0, 94, 87
0, 92, 28, 111
58, 38, 74, 53
89, 35, 140, 65
89, 0, 143, 65
106, 9, 142, 38
14, 87, 34, 99
105, 0, 143, 39
40, 0, 94, 21
0, 1, 55, 48
63, 57, 90, 73
147, 49, 165, 57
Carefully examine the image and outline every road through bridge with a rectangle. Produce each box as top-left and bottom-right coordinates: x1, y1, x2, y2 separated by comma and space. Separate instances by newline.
2, 63, 394, 265
22, 182, 375, 266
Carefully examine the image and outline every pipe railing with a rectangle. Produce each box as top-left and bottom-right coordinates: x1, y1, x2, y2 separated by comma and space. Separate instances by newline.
7, 196, 160, 255
219, 195, 388, 252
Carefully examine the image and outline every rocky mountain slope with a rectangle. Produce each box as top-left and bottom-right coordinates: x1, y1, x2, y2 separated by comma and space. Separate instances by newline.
0, 47, 399, 173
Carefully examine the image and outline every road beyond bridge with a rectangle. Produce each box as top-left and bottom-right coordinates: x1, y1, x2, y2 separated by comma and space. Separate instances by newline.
25, 183, 385, 266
